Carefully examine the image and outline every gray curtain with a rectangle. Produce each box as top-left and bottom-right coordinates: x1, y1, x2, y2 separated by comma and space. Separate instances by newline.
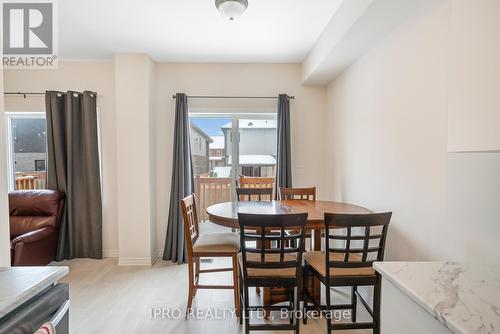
275, 94, 292, 197
163, 93, 193, 264
46, 91, 102, 260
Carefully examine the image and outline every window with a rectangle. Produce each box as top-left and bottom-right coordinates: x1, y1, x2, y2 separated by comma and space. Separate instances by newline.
188, 113, 277, 221
6, 112, 48, 190
189, 115, 277, 179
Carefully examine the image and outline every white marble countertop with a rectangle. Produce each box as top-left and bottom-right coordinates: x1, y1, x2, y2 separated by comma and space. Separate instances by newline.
0, 266, 69, 319
374, 262, 500, 334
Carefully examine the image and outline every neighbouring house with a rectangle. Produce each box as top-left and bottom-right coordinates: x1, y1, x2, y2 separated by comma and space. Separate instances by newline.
221, 119, 277, 177
189, 122, 212, 176
209, 135, 225, 171
10, 117, 47, 189
11, 118, 47, 173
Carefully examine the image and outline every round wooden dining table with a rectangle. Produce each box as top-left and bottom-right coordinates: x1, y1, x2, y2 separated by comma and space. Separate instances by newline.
207, 199, 371, 250
206, 199, 372, 308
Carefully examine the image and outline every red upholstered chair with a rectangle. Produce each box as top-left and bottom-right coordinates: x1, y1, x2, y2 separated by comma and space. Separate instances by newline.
9, 190, 65, 266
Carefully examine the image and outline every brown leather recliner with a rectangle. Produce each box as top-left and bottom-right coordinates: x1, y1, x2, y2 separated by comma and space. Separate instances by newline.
9, 190, 65, 266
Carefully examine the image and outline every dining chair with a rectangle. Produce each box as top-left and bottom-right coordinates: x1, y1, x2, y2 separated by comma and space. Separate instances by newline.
280, 187, 316, 250
181, 193, 240, 314
236, 187, 273, 202
239, 176, 275, 199
235, 186, 274, 295
302, 212, 392, 334
238, 176, 275, 188
237, 212, 308, 334
279, 187, 316, 201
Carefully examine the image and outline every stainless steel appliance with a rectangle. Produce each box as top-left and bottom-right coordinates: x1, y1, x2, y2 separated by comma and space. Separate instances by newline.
0, 283, 69, 334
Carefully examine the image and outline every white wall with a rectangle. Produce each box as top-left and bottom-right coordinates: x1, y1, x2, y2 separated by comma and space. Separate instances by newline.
325, 0, 500, 262
447, 0, 500, 152
446, 153, 500, 261
115, 54, 157, 265
148, 58, 158, 263
155, 63, 326, 254
0, 68, 11, 266
3, 62, 119, 257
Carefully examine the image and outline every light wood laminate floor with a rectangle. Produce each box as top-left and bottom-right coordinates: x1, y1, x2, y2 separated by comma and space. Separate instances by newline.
55, 224, 371, 334
55, 257, 372, 334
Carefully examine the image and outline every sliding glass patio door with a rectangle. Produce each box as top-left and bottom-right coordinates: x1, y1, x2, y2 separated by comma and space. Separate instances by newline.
189, 113, 277, 221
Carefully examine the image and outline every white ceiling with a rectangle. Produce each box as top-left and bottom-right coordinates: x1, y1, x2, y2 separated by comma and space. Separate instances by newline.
58, 0, 342, 62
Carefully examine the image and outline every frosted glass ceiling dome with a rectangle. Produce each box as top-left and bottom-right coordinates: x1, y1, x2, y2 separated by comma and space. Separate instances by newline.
215, 0, 248, 21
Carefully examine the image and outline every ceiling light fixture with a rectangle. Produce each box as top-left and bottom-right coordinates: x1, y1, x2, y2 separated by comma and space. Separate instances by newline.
215, 0, 248, 21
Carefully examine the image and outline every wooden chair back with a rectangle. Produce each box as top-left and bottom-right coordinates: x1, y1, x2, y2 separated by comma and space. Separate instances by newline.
238, 212, 308, 284
280, 187, 316, 201
180, 193, 200, 258
236, 187, 273, 202
323, 212, 392, 278
239, 176, 275, 188
239, 176, 275, 198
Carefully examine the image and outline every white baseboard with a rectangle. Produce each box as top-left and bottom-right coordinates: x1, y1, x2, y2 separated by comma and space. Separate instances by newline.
118, 257, 154, 266
102, 250, 119, 258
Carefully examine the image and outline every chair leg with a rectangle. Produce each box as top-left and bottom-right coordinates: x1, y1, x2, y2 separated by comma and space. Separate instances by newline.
244, 284, 250, 334
260, 233, 272, 320
238, 266, 244, 325
195, 257, 200, 279
295, 284, 301, 334
263, 288, 271, 319
186, 260, 194, 313
255, 238, 261, 296
239, 259, 251, 333
302, 266, 309, 325
232, 254, 240, 314
193, 257, 200, 296
351, 285, 357, 322
373, 280, 381, 334
325, 284, 332, 333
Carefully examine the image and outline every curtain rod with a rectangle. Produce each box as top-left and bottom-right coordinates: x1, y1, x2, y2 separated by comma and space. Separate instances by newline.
4, 92, 45, 96
172, 95, 295, 100
4, 91, 98, 98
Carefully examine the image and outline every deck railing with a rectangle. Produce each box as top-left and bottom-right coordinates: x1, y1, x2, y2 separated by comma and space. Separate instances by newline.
194, 175, 276, 220
195, 176, 233, 220
15, 172, 46, 190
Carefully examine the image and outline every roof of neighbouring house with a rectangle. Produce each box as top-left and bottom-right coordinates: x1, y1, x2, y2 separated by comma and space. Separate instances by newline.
190, 121, 213, 142
209, 136, 224, 149
227, 155, 276, 166
221, 119, 277, 129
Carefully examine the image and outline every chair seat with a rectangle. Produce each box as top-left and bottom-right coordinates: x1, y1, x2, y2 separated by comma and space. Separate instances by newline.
303, 251, 376, 278
237, 252, 297, 278
193, 232, 240, 254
